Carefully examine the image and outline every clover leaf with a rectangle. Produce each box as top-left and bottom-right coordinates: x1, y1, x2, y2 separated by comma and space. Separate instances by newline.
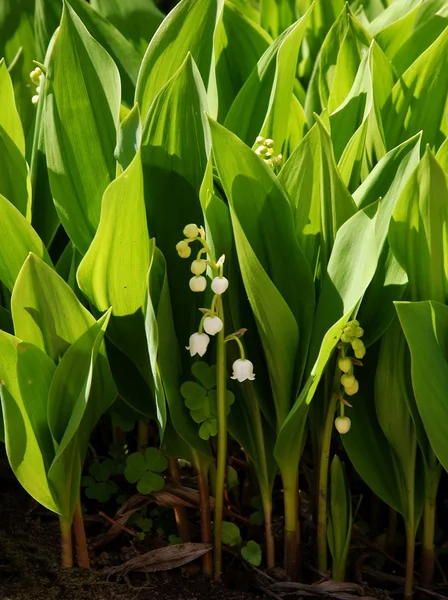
81, 459, 118, 502
220, 521, 242, 547
191, 361, 217, 389
124, 447, 167, 494
180, 362, 236, 440
241, 540, 262, 566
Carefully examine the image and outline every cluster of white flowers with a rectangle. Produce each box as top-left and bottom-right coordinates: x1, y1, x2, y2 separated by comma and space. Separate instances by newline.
30, 66, 42, 105
334, 319, 366, 435
176, 224, 255, 383
254, 136, 283, 169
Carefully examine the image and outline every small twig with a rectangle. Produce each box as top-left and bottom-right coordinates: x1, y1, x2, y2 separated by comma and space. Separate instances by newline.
435, 553, 448, 586
415, 587, 448, 600
352, 525, 407, 570
98, 511, 139, 538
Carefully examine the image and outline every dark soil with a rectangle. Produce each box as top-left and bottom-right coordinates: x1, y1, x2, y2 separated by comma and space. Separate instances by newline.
0, 468, 265, 600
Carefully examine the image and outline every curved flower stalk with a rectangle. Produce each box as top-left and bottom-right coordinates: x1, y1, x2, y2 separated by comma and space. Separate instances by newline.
317, 320, 365, 574
176, 223, 254, 578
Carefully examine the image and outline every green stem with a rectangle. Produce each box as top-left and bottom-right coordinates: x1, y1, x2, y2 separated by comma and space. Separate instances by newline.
283, 467, 299, 580
332, 559, 346, 582
73, 498, 90, 568
317, 393, 338, 574
404, 521, 416, 600
59, 516, 73, 568
214, 300, 227, 579
193, 453, 213, 576
421, 450, 441, 588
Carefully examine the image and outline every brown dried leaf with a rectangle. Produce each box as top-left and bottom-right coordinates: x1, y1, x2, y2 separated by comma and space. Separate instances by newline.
106, 543, 213, 575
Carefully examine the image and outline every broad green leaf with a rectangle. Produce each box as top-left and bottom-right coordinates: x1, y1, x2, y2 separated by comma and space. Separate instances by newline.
354, 133, 421, 345
0, 333, 58, 512
34, 0, 61, 61
30, 34, 61, 249
115, 103, 141, 172
241, 540, 262, 566
90, 0, 164, 56
146, 244, 211, 460
135, 0, 223, 119
0, 194, 52, 291
331, 41, 392, 188
225, 7, 313, 150
260, 0, 296, 38
215, 1, 271, 122
48, 311, 116, 519
328, 456, 352, 580
343, 362, 405, 514
374, 318, 420, 525
396, 301, 448, 473
389, 150, 448, 304
307, 203, 379, 368
368, 0, 421, 37
279, 118, 356, 277
67, 0, 142, 107
298, 0, 345, 79
436, 137, 448, 174
200, 157, 277, 496
141, 54, 210, 351
274, 200, 379, 474
0, 59, 31, 218
45, 1, 120, 254
0, 0, 36, 134
12, 254, 95, 362
78, 150, 151, 379
210, 118, 315, 426
373, 0, 448, 76
382, 27, 448, 151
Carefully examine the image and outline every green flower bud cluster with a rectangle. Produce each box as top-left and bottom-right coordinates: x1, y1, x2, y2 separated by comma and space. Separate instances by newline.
30, 66, 43, 105
334, 319, 366, 435
340, 319, 366, 358
254, 136, 282, 169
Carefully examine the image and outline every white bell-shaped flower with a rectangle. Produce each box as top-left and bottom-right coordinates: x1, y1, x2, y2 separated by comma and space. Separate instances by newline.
189, 276, 207, 292
191, 260, 206, 275
335, 416, 351, 434
203, 316, 223, 335
231, 359, 255, 382
186, 333, 210, 357
211, 276, 229, 295
183, 224, 199, 239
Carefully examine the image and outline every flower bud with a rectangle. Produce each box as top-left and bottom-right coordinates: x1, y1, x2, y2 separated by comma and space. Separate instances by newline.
176, 240, 191, 258
338, 357, 352, 373
256, 136, 265, 144
211, 276, 229, 295
264, 138, 274, 148
231, 359, 255, 382
30, 67, 42, 85
341, 374, 355, 389
255, 145, 267, 156
189, 276, 207, 292
186, 333, 210, 357
183, 224, 199, 239
351, 338, 366, 359
343, 325, 355, 337
191, 260, 206, 275
203, 316, 223, 335
335, 416, 351, 434
340, 333, 350, 343
344, 380, 359, 396
31, 95, 39, 105
355, 326, 364, 338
